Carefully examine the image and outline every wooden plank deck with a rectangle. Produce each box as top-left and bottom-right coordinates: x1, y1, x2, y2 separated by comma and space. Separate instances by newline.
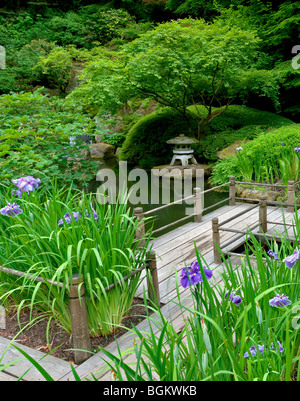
0, 202, 295, 381
58, 202, 295, 381
0, 336, 75, 381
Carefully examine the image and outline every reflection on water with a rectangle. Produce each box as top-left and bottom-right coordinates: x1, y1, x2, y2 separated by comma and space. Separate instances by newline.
89, 161, 228, 235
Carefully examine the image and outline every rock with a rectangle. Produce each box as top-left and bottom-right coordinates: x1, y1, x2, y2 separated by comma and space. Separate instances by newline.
67, 149, 90, 163
217, 140, 252, 160
90, 143, 115, 159
265, 191, 280, 202
152, 164, 212, 178
115, 147, 122, 158
237, 185, 280, 201
95, 135, 102, 144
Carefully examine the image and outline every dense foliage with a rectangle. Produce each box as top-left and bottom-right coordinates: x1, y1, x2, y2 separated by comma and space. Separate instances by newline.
98, 234, 300, 381
0, 1, 299, 373
0, 89, 100, 189
69, 17, 281, 140
0, 181, 152, 337
211, 124, 300, 185
120, 105, 293, 168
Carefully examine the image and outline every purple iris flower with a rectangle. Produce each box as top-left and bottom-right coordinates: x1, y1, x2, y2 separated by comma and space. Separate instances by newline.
225, 292, 242, 305
269, 293, 292, 308
0, 203, 23, 216
294, 147, 300, 152
267, 250, 280, 261
272, 341, 284, 355
85, 205, 99, 221
58, 206, 99, 226
283, 250, 299, 268
244, 345, 265, 358
180, 261, 212, 289
244, 342, 284, 358
12, 176, 41, 194
11, 189, 23, 198
58, 212, 80, 226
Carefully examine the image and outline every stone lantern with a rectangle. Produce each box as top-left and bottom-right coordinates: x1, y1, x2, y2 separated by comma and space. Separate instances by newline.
166, 134, 198, 167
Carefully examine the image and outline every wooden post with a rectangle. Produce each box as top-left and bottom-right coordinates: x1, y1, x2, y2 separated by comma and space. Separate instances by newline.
69, 274, 91, 365
212, 217, 221, 263
193, 187, 202, 223
259, 194, 267, 233
229, 176, 236, 206
146, 252, 160, 308
287, 180, 295, 213
134, 207, 146, 247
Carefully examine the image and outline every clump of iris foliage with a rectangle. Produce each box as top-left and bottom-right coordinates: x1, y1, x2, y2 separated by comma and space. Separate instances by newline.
211, 124, 300, 186
0, 177, 152, 337
96, 224, 300, 381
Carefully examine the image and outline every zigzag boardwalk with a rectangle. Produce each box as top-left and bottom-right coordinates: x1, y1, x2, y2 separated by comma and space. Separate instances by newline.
0, 177, 298, 381
61, 202, 295, 381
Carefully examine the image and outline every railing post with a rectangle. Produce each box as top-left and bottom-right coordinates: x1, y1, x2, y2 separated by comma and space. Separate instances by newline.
134, 207, 146, 247
146, 251, 160, 308
212, 217, 221, 263
259, 194, 267, 233
229, 176, 236, 206
287, 180, 295, 213
193, 187, 202, 223
69, 274, 91, 365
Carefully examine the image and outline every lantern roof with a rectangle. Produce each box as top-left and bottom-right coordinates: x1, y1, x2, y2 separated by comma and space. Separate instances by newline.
166, 134, 197, 145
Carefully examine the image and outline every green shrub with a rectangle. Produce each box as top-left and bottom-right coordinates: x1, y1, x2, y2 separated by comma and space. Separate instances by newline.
0, 69, 18, 93
119, 107, 197, 169
200, 105, 292, 133
102, 132, 127, 147
35, 46, 75, 93
47, 12, 88, 48
120, 105, 293, 167
0, 39, 56, 94
194, 125, 266, 162
0, 89, 99, 189
211, 124, 300, 185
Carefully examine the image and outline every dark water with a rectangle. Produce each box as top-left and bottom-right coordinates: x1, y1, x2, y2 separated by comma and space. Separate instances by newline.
89, 160, 228, 235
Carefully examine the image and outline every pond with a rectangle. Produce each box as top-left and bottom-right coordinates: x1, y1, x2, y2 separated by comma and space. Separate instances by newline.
89, 159, 228, 235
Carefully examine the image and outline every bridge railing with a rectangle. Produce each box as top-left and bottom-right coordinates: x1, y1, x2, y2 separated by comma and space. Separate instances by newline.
211, 177, 300, 263
132, 175, 300, 262
0, 252, 160, 365
134, 181, 232, 238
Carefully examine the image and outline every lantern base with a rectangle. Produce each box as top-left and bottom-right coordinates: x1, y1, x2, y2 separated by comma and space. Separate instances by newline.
170, 154, 197, 167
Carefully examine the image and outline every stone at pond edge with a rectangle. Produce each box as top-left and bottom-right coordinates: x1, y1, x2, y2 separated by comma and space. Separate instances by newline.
217, 140, 252, 160
237, 185, 281, 202
90, 143, 115, 159
152, 164, 212, 179
115, 147, 122, 158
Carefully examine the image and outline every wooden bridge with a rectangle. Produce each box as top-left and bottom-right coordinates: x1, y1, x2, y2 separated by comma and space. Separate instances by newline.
0, 177, 299, 381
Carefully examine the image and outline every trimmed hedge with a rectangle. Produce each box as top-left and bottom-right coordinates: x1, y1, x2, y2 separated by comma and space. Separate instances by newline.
119, 107, 197, 169
120, 104, 293, 168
